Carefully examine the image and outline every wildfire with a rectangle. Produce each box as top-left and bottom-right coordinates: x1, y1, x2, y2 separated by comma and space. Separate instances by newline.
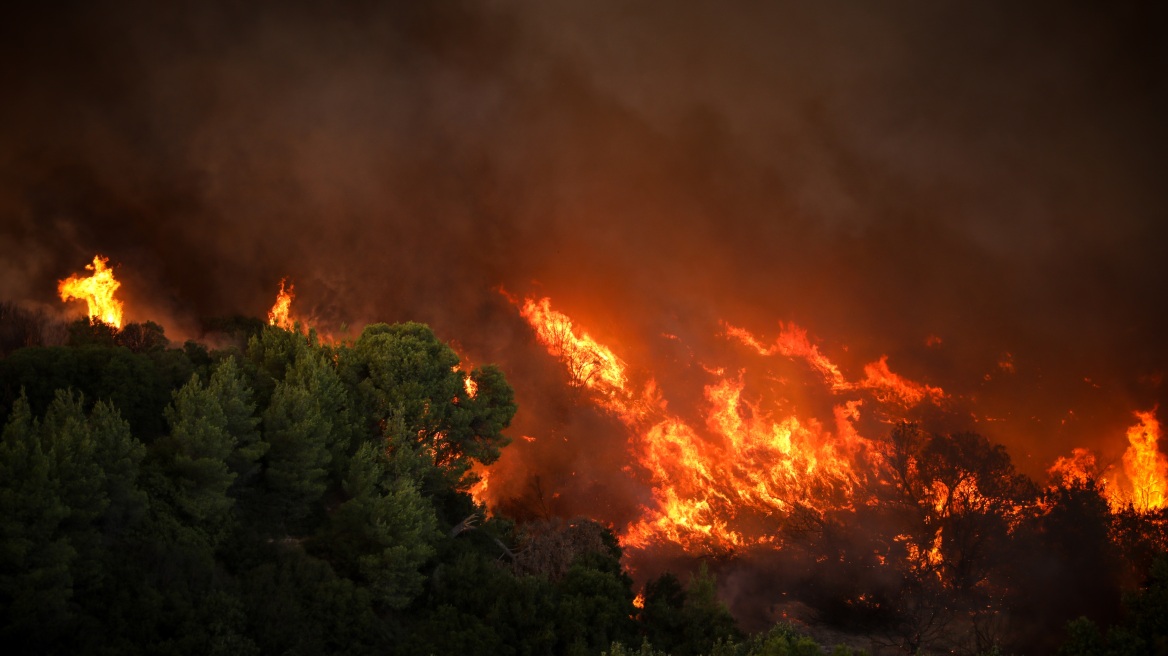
1047, 447, 1100, 488
268, 278, 295, 330
1049, 410, 1168, 513
469, 467, 490, 506
58, 255, 124, 328
511, 295, 1161, 557
519, 298, 632, 396
724, 322, 846, 388
514, 297, 922, 552
725, 323, 946, 406
1119, 410, 1167, 512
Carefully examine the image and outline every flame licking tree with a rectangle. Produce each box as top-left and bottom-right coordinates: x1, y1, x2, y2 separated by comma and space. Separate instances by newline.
1120, 410, 1168, 512
58, 255, 124, 328
511, 295, 933, 553
268, 278, 295, 330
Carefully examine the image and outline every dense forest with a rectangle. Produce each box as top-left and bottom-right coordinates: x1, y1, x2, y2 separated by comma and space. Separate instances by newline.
0, 308, 1166, 655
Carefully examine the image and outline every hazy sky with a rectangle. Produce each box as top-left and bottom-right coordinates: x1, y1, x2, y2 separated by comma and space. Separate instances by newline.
2, 0, 1165, 484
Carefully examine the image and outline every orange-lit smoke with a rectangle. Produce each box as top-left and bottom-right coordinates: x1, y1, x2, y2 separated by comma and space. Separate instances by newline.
58, 255, 124, 328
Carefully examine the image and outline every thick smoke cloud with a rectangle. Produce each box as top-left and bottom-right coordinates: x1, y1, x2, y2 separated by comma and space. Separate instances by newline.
2, 0, 1166, 510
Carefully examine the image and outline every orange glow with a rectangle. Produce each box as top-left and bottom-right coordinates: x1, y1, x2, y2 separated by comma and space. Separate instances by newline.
58, 255, 124, 328
268, 278, 295, 330
632, 592, 645, 609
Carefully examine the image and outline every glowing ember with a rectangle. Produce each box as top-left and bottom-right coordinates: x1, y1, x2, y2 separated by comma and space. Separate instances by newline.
58, 255, 124, 328
268, 278, 295, 330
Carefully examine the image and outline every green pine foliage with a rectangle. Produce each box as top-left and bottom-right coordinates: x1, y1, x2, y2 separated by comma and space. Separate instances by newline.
0, 319, 673, 654
5, 316, 1153, 655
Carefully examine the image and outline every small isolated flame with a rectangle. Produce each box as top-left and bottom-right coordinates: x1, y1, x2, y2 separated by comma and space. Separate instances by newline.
268, 279, 295, 330
632, 592, 645, 609
58, 255, 124, 328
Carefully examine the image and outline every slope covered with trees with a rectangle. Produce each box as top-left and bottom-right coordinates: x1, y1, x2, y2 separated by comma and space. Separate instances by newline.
0, 318, 775, 655
1, 316, 1166, 655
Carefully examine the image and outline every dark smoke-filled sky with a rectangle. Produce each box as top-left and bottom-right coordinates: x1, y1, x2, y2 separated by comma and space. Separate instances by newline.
2, 0, 1166, 488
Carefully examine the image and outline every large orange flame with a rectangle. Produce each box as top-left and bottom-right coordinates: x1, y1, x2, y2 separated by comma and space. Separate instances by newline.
515, 297, 910, 552
268, 278, 295, 330
1049, 410, 1167, 513
1119, 410, 1167, 512
58, 255, 124, 328
514, 296, 1160, 556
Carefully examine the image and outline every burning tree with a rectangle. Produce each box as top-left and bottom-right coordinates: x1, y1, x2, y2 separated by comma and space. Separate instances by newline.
499, 295, 1168, 653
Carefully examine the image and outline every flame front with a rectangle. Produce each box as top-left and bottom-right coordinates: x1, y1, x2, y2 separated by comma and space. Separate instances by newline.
514, 296, 1164, 558
58, 255, 124, 328
515, 297, 913, 552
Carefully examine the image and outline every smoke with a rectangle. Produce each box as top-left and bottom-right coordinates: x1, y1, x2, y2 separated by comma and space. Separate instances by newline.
2, 0, 1166, 591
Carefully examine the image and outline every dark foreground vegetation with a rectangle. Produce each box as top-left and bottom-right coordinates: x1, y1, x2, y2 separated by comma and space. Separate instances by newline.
0, 308, 1166, 655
